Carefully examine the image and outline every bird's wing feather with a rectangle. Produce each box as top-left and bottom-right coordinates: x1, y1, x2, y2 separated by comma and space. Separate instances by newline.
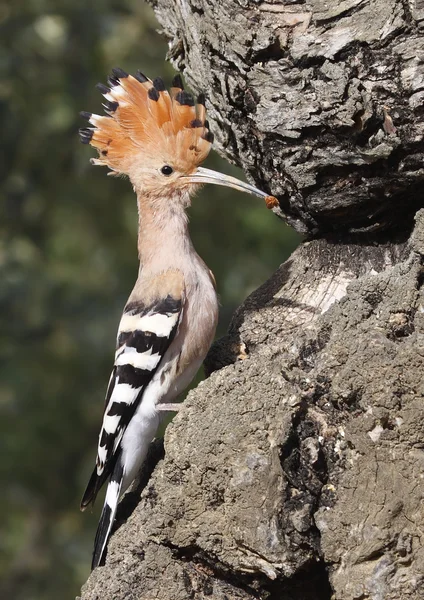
81, 270, 184, 509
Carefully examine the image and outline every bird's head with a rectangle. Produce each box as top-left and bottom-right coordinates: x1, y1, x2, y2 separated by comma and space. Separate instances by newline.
80, 68, 276, 206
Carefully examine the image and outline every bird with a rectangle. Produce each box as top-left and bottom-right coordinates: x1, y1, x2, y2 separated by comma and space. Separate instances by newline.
79, 67, 277, 569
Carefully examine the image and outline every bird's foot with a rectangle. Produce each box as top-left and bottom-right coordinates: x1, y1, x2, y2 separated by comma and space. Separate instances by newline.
156, 403, 182, 412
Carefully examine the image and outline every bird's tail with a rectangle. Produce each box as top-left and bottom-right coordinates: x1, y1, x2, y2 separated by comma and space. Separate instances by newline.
91, 460, 124, 570
80, 464, 109, 511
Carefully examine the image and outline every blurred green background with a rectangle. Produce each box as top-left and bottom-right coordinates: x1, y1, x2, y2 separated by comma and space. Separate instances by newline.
0, 1, 300, 598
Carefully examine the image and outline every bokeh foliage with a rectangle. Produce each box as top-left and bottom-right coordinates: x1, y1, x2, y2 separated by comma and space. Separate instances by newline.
0, 1, 300, 598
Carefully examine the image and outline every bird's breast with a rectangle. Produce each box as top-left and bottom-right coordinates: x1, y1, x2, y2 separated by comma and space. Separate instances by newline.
178, 263, 219, 374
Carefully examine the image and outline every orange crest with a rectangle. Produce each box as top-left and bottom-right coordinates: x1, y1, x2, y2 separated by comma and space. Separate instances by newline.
80, 69, 213, 182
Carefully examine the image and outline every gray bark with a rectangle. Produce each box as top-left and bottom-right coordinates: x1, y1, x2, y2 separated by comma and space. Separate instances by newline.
153, 0, 424, 236
79, 2, 424, 599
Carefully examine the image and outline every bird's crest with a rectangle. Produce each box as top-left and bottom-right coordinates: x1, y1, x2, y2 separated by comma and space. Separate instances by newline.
79, 69, 213, 178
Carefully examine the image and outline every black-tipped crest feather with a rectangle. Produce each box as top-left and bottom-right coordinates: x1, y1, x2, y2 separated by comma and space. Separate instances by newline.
79, 127, 94, 144
80, 111, 92, 121
203, 130, 214, 143
103, 99, 119, 113
108, 75, 120, 87
172, 74, 184, 89
175, 90, 194, 106
153, 77, 166, 91
96, 83, 110, 95
148, 87, 160, 101
135, 70, 148, 83
112, 67, 128, 79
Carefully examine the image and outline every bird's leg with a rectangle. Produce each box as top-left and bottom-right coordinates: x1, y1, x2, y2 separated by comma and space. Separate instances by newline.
156, 403, 182, 412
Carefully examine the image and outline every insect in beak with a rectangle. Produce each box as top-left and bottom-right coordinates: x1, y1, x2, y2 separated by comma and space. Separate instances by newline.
185, 167, 279, 208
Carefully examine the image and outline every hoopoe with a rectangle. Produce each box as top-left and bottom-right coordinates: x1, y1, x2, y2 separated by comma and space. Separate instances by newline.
79, 68, 277, 569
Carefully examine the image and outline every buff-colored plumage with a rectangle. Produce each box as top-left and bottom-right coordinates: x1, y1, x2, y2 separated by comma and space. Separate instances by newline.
79, 68, 278, 570
80, 69, 213, 187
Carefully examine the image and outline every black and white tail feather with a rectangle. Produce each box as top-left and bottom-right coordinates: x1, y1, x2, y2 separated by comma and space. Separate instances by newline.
81, 292, 183, 569
91, 460, 124, 569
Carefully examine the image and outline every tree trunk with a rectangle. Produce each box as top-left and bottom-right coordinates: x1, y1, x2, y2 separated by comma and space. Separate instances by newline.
79, 2, 424, 599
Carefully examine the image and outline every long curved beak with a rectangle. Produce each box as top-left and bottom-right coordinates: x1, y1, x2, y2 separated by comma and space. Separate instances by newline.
186, 167, 278, 206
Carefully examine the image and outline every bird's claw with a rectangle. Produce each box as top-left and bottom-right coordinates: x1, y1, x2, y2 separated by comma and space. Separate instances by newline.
156, 403, 182, 412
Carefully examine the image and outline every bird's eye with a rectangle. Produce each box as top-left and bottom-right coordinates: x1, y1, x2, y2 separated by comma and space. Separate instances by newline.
161, 165, 173, 176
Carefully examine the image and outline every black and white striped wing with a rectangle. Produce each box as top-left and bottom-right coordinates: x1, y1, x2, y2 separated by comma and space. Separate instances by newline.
97, 295, 183, 473
80, 292, 183, 511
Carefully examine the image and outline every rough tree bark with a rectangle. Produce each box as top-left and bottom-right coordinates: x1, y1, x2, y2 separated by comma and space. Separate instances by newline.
79, 2, 424, 599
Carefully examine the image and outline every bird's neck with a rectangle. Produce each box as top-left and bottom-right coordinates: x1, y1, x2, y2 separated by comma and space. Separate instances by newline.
136, 192, 196, 274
